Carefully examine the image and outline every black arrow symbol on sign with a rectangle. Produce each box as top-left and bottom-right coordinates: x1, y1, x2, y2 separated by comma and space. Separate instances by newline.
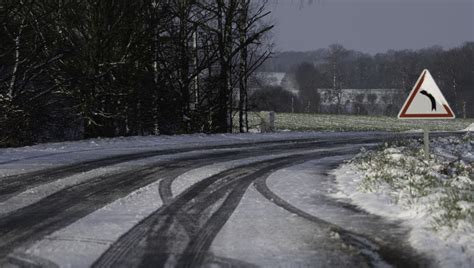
420, 90, 436, 111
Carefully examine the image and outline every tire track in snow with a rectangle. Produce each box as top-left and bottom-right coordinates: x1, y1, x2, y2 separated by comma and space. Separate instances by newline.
154, 136, 384, 203
1, 132, 459, 266
93, 146, 367, 268
0, 166, 123, 216
0, 137, 379, 262
0, 137, 318, 166
0, 150, 241, 259
94, 157, 302, 267
0, 136, 352, 202
253, 157, 428, 268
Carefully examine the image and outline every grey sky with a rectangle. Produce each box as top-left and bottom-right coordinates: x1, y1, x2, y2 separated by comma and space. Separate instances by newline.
268, 0, 474, 54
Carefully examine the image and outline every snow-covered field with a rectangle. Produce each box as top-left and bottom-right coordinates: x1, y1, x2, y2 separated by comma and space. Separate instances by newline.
333, 132, 474, 267
246, 112, 474, 132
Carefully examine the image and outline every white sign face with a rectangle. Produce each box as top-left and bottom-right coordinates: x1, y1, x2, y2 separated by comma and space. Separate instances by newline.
398, 69, 455, 119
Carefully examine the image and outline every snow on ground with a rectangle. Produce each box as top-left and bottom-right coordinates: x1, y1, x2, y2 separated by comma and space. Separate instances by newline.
0, 132, 368, 217
246, 112, 474, 133
265, 155, 403, 237
2, 131, 471, 266
0, 166, 123, 215
12, 142, 354, 266
0, 132, 373, 263
332, 134, 474, 268
171, 145, 358, 198
170, 153, 290, 198
1, 148, 243, 216
210, 186, 367, 267
18, 170, 164, 267
464, 123, 474, 132
0, 132, 367, 177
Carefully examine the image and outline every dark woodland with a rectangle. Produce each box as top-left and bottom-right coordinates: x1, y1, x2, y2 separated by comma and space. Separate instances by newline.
0, 0, 272, 146
260, 43, 474, 116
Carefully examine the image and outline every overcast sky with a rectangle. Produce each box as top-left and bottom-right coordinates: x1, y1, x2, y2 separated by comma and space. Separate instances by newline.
268, 0, 474, 54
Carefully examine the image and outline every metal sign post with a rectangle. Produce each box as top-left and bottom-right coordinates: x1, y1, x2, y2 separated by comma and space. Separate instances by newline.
423, 126, 429, 160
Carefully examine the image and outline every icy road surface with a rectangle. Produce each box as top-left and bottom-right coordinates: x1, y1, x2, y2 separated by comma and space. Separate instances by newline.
0, 132, 462, 267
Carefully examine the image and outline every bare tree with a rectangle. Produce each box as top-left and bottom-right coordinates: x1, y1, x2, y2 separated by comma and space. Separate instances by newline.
0, 0, 276, 146
326, 44, 348, 114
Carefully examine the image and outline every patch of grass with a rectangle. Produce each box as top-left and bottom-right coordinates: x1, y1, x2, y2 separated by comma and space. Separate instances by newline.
353, 135, 473, 230
243, 112, 474, 132
433, 187, 474, 230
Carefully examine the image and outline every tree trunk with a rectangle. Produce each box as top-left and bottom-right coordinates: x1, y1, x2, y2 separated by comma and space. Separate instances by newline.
238, 0, 248, 133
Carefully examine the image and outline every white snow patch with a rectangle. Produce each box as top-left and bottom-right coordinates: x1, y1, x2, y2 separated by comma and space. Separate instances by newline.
0, 166, 123, 215
0, 131, 381, 176
463, 123, 474, 132
403, 129, 424, 133
0, 169, 31, 178
0, 149, 225, 216
210, 186, 366, 267
332, 164, 474, 268
0, 131, 388, 266
19, 174, 164, 267
171, 146, 356, 198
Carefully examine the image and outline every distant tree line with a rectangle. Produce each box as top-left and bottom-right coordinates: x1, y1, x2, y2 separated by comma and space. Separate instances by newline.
0, 0, 273, 146
259, 43, 474, 117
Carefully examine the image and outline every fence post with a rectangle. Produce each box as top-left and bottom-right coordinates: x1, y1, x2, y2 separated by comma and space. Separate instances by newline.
259, 111, 275, 133
268, 111, 275, 132
423, 126, 430, 160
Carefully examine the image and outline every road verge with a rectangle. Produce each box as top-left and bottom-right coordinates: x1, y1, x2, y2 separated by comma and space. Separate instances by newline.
332, 133, 473, 267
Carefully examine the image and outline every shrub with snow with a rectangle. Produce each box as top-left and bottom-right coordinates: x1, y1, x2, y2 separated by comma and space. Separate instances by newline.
354, 133, 473, 230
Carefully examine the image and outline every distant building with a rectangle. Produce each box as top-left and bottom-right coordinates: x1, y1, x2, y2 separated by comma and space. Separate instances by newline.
316, 88, 404, 116
250, 72, 405, 116
250, 72, 299, 95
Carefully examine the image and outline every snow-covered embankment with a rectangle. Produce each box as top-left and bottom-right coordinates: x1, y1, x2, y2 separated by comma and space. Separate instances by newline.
332, 133, 473, 267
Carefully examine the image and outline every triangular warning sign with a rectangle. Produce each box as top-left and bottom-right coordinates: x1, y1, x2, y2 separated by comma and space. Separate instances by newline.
398, 69, 455, 119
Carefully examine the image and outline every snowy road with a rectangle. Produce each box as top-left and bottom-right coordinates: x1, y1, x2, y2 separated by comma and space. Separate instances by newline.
0, 132, 458, 267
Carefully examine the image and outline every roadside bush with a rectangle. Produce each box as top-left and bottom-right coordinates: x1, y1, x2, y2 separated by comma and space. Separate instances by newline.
353, 135, 473, 230
249, 86, 300, 113
0, 99, 31, 147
